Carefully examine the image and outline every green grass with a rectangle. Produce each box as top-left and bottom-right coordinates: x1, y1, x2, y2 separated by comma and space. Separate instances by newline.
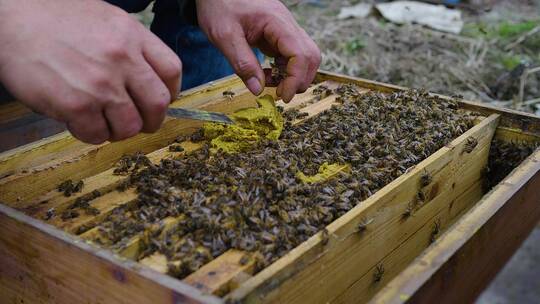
462, 20, 540, 71
498, 20, 539, 38
463, 20, 540, 40
344, 37, 365, 54
499, 54, 523, 70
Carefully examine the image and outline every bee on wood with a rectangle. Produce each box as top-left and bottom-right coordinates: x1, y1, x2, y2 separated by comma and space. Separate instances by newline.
373, 263, 385, 283
60, 210, 79, 221
321, 228, 329, 246
190, 129, 205, 142
113, 152, 150, 175
357, 217, 374, 233
417, 190, 426, 203
297, 112, 309, 119
169, 145, 185, 152
463, 137, 478, 154
173, 135, 188, 143
402, 202, 416, 219
420, 170, 432, 188
44, 208, 55, 221
430, 219, 442, 244
57, 179, 84, 197
222, 90, 236, 100
84, 206, 100, 216
239, 254, 251, 266
264, 61, 287, 87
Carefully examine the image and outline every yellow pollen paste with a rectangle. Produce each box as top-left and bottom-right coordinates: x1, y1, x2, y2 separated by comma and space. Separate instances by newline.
203, 95, 284, 154
296, 162, 350, 184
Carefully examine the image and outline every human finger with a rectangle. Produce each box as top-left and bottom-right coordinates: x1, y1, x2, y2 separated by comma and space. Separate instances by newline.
141, 32, 183, 99
103, 93, 144, 141
127, 59, 171, 133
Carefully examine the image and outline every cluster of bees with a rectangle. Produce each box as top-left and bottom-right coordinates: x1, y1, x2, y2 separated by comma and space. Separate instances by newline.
485, 139, 539, 190
57, 179, 84, 197
77, 85, 479, 279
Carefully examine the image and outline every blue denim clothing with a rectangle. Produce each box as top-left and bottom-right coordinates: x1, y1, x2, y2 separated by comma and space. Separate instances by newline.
149, 0, 234, 90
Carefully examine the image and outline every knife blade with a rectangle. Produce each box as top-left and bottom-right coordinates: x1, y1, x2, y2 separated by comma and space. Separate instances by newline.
167, 108, 234, 124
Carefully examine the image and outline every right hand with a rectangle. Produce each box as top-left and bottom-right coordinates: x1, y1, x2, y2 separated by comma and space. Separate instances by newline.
0, 0, 182, 144
196, 0, 321, 103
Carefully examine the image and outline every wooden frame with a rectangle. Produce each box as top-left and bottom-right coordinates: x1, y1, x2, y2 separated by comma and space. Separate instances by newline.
1, 71, 539, 304
0, 102, 66, 153
0, 203, 219, 304
371, 149, 540, 304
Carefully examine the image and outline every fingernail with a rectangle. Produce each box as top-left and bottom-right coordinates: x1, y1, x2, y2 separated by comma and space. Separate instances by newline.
247, 77, 263, 95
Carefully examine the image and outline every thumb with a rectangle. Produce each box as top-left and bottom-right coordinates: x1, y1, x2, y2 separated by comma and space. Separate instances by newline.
214, 31, 265, 95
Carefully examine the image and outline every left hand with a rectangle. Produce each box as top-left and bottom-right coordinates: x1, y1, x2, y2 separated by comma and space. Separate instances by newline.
196, 0, 321, 102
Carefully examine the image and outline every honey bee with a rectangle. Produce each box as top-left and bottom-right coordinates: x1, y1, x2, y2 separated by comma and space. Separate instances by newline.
373, 263, 385, 283
463, 137, 478, 154
420, 170, 432, 188
57, 179, 84, 197
321, 228, 329, 246
430, 219, 442, 244
169, 145, 185, 152
402, 201, 416, 219
222, 90, 236, 100
357, 217, 374, 233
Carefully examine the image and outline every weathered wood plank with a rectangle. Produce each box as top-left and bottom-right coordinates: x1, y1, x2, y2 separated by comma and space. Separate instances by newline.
0, 204, 220, 304
56, 189, 139, 234
0, 120, 196, 204
227, 114, 499, 303
0, 102, 64, 153
370, 148, 540, 304
174, 76, 245, 109
0, 111, 66, 153
0, 133, 85, 179
333, 163, 486, 303
184, 250, 255, 295
140, 253, 169, 273
140, 250, 255, 296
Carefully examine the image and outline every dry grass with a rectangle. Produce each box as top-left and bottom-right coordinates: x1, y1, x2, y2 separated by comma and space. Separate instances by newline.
285, 0, 540, 113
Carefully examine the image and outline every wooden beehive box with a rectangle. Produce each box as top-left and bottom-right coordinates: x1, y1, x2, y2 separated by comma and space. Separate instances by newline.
1, 71, 539, 304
